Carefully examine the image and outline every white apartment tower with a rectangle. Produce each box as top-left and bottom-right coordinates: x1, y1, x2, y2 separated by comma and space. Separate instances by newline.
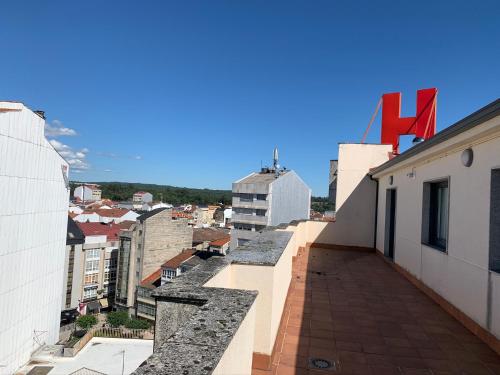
0, 102, 69, 372
231, 149, 311, 249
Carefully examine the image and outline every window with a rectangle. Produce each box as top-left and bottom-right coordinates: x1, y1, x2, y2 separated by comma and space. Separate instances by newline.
137, 303, 156, 317
83, 286, 98, 300
239, 193, 253, 202
489, 169, 500, 273
422, 179, 449, 251
256, 209, 266, 216
85, 259, 100, 273
233, 223, 253, 231
256, 194, 267, 201
84, 273, 99, 285
86, 249, 100, 259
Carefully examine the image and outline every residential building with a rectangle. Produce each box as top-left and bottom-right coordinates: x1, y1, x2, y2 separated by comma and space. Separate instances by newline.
132, 99, 500, 375
160, 249, 198, 283
213, 206, 232, 227
77, 222, 131, 313
73, 208, 139, 224
141, 201, 172, 211
0, 102, 69, 373
115, 208, 193, 315
208, 236, 230, 255
192, 227, 230, 250
133, 191, 153, 203
193, 205, 217, 227
74, 183, 102, 202
62, 217, 85, 313
231, 151, 311, 249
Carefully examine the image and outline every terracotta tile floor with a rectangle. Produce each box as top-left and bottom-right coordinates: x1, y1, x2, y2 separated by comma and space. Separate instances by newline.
253, 247, 500, 375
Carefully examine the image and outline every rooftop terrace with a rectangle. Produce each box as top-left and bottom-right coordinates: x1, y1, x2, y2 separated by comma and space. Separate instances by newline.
132, 220, 500, 375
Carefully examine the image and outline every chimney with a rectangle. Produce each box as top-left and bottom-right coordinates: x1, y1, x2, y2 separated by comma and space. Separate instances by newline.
34, 110, 46, 119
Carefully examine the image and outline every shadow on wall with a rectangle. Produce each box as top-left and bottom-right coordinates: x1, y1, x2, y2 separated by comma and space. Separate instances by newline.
311, 175, 378, 249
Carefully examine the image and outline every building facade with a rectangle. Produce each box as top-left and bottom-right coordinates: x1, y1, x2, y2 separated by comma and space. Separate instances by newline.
133, 191, 153, 203
328, 159, 338, 208
62, 217, 85, 312
231, 169, 311, 249
0, 102, 69, 373
115, 208, 193, 315
74, 184, 102, 202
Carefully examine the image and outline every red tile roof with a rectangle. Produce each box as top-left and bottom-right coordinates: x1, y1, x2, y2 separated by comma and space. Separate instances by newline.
209, 236, 230, 247
161, 249, 197, 269
172, 211, 193, 220
76, 222, 127, 241
140, 269, 162, 287
87, 208, 131, 218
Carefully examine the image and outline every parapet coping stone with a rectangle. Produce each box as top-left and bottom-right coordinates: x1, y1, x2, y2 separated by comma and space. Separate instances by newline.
134, 229, 293, 375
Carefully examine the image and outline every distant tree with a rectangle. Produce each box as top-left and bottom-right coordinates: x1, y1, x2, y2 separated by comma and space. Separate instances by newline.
125, 318, 150, 329
106, 311, 129, 327
76, 315, 97, 329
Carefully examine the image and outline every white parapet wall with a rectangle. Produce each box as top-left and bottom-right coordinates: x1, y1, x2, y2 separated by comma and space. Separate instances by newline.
0, 102, 69, 372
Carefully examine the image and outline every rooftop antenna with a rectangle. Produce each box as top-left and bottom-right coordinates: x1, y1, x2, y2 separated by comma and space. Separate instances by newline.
273, 147, 280, 176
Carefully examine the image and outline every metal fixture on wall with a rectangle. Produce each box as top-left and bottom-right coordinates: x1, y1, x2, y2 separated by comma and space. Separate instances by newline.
461, 148, 474, 167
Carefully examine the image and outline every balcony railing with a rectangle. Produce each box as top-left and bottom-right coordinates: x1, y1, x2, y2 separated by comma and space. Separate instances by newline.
232, 196, 268, 209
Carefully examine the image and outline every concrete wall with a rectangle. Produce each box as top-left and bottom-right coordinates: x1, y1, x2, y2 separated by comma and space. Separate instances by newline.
141, 211, 193, 279
336, 143, 392, 211
213, 301, 256, 375
0, 102, 69, 372
61, 243, 85, 310
373, 114, 500, 339
269, 170, 311, 227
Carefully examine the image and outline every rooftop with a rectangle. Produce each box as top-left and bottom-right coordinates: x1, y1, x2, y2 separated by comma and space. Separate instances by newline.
161, 249, 197, 269
76, 221, 133, 241
192, 227, 230, 243
236, 170, 289, 185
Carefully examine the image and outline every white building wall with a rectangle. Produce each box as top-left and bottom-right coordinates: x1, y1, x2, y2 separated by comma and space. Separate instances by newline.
0, 102, 69, 372
374, 114, 500, 339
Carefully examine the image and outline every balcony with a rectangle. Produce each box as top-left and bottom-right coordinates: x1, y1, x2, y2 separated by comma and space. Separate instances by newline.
133, 220, 500, 375
232, 196, 269, 210
232, 213, 269, 226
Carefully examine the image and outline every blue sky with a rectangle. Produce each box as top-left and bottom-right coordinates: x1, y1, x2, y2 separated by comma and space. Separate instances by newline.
1, 1, 498, 196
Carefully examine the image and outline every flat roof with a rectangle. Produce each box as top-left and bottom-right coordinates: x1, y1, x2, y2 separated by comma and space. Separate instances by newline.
370, 98, 500, 176
237, 171, 288, 184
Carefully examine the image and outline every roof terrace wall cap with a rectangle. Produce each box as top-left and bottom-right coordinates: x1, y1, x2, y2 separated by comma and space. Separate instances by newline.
134, 288, 257, 375
370, 98, 500, 177
228, 230, 293, 266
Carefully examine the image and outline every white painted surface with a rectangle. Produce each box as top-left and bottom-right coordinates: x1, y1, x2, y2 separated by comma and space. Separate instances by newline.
0, 103, 69, 372
43, 338, 153, 375
373, 113, 500, 339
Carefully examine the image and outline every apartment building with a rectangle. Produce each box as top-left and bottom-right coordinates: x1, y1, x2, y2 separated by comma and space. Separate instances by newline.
133, 191, 153, 203
0, 102, 69, 373
62, 217, 85, 312
231, 157, 311, 249
115, 208, 193, 315
74, 184, 102, 202
328, 159, 338, 208
77, 222, 131, 312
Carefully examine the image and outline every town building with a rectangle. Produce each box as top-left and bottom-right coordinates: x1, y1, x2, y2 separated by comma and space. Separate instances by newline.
208, 236, 230, 255
133, 98, 500, 375
115, 208, 193, 315
62, 217, 85, 313
231, 150, 311, 249
73, 184, 102, 202
192, 227, 230, 250
73, 208, 139, 224
160, 249, 198, 283
141, 201, 172, 211
193, 205, 218, 227
133, 191, 153, 203
76, 221, 133, 313
0, 102, 69, 373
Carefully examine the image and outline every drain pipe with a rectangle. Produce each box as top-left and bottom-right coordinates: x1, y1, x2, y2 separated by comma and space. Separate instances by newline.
371, 174, 379, 250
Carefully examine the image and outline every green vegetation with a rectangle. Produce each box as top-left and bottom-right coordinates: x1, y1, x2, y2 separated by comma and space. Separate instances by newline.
76, 315, 97, 329
125, 318, 151, 329
70, 181, 232, 205
311, 196, 334, 213
106, 311, 129, 328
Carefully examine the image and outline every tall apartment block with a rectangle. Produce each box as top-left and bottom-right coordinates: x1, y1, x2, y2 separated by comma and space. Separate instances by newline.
115, 208, 193, 315
0, 102, 69, 373
62, 217, 85, 312
231, 151, 311, 249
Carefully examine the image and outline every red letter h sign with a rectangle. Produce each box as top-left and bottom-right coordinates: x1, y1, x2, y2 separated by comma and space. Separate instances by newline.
381, 88, 437, 154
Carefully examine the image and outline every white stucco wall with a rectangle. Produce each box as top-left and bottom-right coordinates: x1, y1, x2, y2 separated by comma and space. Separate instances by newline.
373, 114, 500, 339
0, 102, 69, 372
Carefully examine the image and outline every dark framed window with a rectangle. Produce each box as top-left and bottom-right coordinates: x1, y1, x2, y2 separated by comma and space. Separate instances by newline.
422, 179, 449, 251
489, 169, 500, 273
